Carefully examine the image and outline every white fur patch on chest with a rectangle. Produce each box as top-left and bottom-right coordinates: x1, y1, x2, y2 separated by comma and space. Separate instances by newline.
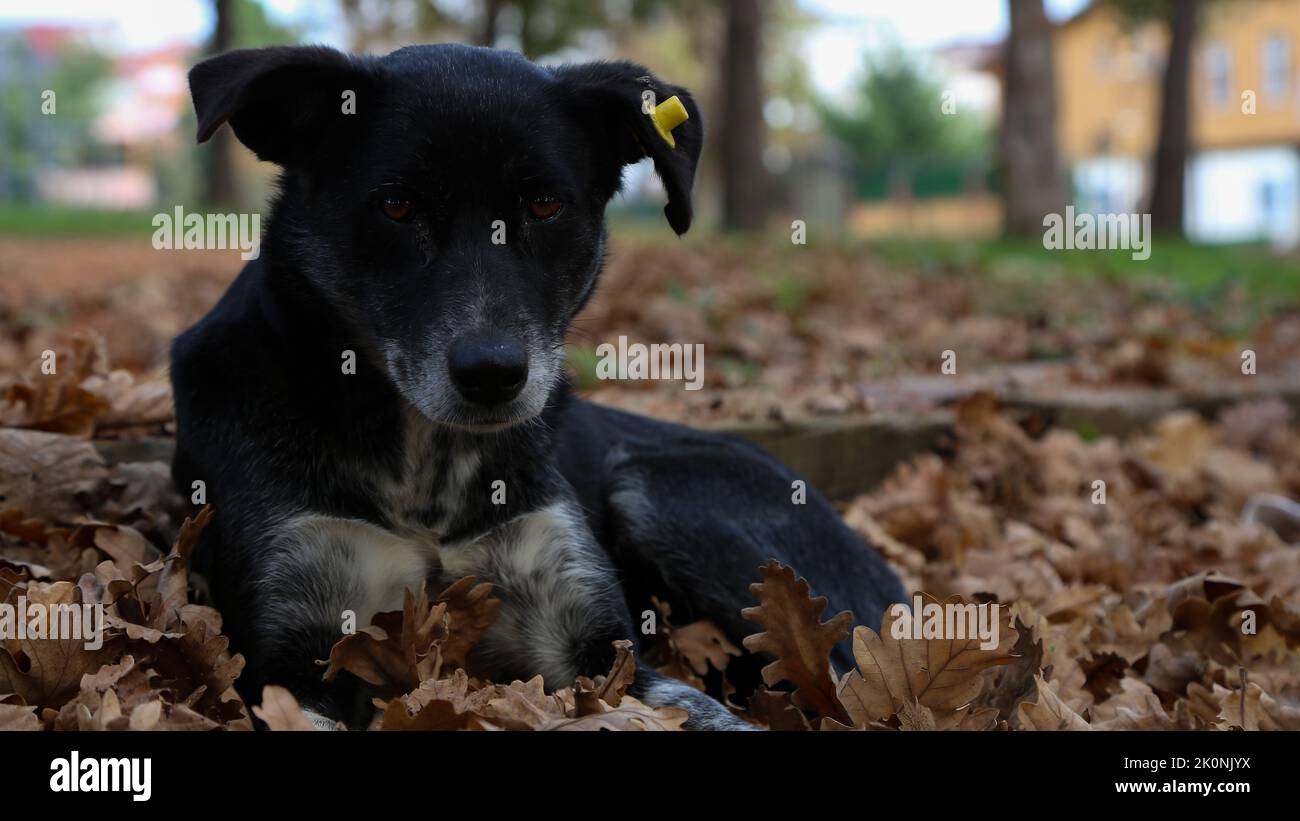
371, 408, 480, 534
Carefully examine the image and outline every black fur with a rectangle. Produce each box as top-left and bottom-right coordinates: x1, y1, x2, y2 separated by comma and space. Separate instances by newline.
173, 43, 904, 730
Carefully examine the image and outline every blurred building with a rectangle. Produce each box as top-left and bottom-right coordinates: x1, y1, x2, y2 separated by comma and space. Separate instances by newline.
0, 24, 188, 210
1053, 0, 1300, 247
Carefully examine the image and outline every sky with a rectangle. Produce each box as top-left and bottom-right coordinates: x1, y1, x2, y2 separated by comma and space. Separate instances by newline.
801, 0, 1088, 96
0, 0, 1092, 96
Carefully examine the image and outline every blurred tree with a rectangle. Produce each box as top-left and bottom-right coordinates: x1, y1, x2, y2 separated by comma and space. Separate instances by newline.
477, 0, 504, 47
339, 0, 686, 59
0, 36, 110, 201
1109, 0, 1204, 236
339, 0, 454, 52
194, 0, 301, 208
203, 0, 239, 207
820, 44, 989, 166
719, 0, 767, 231
999, 0, 1066, 235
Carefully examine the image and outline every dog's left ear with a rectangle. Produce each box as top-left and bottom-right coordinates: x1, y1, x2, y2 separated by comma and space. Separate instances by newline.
553, 62, 703, 235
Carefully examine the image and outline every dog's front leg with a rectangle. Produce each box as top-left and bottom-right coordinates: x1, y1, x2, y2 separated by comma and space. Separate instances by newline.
629, 665, 756, 730
443, 500, 753, 730
250, 514, 434, 729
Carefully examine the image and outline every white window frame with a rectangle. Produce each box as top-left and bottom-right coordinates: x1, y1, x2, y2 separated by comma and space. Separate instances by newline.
1262, 34, 1291, 104
1204, 42, 1232, 109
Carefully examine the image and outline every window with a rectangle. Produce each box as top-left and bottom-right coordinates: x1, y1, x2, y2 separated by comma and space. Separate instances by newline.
1263, 34, 1291, 102
1205, 43, 1232, 108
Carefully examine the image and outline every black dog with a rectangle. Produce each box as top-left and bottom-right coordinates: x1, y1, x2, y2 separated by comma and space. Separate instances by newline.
172, 43, 905, 729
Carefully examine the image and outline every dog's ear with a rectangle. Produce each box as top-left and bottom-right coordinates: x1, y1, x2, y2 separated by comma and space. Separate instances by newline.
189, 46, 372, 165
553, 62, 703, 235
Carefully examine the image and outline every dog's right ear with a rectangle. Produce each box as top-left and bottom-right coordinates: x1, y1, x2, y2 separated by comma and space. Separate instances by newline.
190, 46, 372, 165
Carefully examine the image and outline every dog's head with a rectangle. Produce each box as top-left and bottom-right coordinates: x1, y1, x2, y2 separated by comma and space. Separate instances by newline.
189, 44, 701, 431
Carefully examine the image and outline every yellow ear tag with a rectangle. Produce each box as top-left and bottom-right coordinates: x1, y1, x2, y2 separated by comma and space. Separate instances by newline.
651, 95, 689, 149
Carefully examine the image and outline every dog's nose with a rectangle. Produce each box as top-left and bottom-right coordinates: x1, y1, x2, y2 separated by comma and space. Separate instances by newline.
448, 334, 529, 405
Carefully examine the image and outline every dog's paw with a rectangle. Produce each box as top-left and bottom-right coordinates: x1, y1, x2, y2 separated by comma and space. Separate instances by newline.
301, 708, 347, 731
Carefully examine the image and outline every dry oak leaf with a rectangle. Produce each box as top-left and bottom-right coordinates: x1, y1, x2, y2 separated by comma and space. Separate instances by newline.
1141, 411, 1216, 481
0, 334, 113, 437
0, 429, 108, 524
742, 560, 852, 723
536, 696, 688, 731
53, 654, 161, 730
254, 685, 319, 731
1164, 572, 1266, 664
154, 506, 213, 631
973, 614, 1044, 722
432, 576, 501, 671
748, 688, 812, 731
836, 593, 1017, 730
1016, 675, 1092, 731
90, 507, 219, 643
1212, 681, 1300, 731
51, 653, 226, 731
574, 638, 636, 711
382, 640, 663, 731
0, 693, 40, 731
1143, 642, 1206, 697
673, 620, 742, 677
0, 580, 122, 708
323, 582, 446, 691
323, 576, 499, 693
1089, 678, 1203, 730
643, 598, 738, 692
0, 509, 64, 547
898, 699, 937, 731
382, 671, 573, 731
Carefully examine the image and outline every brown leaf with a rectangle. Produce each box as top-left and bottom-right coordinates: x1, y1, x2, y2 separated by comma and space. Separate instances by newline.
155, 507, 213, 632
432, 576, 500, 670
0, 429, 107, 523
537, 696, 688, 731
0, 580, 121, 708
974, 614, 1044, 721
0, 697, 40, 731
253, 685, 319, 731
897, 699, 937, 731
1017, 675, 1092, 730
0, 336, 113, 436
747, 688, 811, 731
672, 620, 742, 678
741, 560, 852, 723
836, 594, 1018, 730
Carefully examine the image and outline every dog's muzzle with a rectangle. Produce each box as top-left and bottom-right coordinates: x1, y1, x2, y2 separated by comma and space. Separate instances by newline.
447, 332, 529, 406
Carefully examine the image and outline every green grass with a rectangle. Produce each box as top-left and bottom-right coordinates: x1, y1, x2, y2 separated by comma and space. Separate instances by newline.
0, 205, 158, 236
868, 234, 1300, 304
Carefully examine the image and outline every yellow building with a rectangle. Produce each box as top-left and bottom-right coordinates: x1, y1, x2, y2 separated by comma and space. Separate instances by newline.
1055, 0, 1300, 245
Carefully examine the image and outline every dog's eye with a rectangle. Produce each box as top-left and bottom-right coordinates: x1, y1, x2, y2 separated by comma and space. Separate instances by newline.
381, 197, 413, 221
526, 196, 563, 221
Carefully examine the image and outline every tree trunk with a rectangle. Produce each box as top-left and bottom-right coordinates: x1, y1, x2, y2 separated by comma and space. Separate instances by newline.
1147, 0, 1201, 235
203, 0, 240, 207
719, 0, 767, 232
477, 0, 503, 48
999, 0, 1066, 235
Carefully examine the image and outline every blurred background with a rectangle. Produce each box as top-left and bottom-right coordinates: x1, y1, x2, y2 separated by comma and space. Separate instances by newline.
1, 0, 1299, 429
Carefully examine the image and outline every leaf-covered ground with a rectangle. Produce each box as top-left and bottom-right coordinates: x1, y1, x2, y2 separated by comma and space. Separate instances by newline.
5, 236, 1299, 424
1, 237, 1298, 730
